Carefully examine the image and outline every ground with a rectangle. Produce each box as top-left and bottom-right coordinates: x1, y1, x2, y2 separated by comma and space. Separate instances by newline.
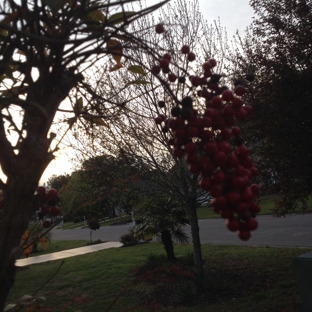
133, 256, 277, 309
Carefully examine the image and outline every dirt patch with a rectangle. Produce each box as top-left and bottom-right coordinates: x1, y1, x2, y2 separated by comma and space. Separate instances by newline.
133, 258, 276, 308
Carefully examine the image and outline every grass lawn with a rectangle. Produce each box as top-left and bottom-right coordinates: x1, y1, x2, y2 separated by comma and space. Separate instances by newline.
58, 216, 132, 230
197, 193, 312, 220
8, 242, 310, 311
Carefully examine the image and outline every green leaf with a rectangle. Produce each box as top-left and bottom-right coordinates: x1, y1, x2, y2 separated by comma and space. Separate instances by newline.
108, 11, 135, 25
128, 65, 146, 76
87, 9, 105, 23
128, 80, 150, 85
110, 64, 122, 72
92, 118, 109, 127
107, 39, 123, 67
74, 97, 83, 113
42, 0, 69, 13
67, 117, 77, 128
82, 116, 109, 127
4, 304, 17, 311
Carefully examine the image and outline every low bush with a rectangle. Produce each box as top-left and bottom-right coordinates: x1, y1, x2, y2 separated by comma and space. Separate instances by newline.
73, 217, 81, 223
120, 232, 137, 246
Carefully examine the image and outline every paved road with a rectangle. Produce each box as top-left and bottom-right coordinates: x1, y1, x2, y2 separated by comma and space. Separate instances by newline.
51, 214, 312, 248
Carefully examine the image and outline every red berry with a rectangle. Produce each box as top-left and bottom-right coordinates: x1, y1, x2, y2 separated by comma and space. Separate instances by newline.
211, 196, 227, 209
155, 24, 164, 34
211, 96, 223, 109
208, 58, 217, 67
226, 191, 241, 206
226, 218, 240, 232
41, 205, 50, 215
163, 53, 171, 61
174, 128, 186, 138
231, 126, 241, 136
244, 105, 253, 116
187, 52, 196, 62
212, 171, 226, 184
249, 202, 261, 213
238, 229, 251, 241
236, 202, 248, 214
227, 154, 239, 168
181, 45, 190, 54
214, 151, 227, 166
187, 127, 199, 137
222, 90, 234, 102
202, 61, 212, 71
231, 97, 243, 110
151, 65, 160, 75
173, 148, 184, 158
42, 220, 52, 228
189, 164, 201, 174
50, 206, 61, 217
245, 218, 258, 231
184, 142, 196, 154
47, 188, 58, 200
199, 178, 211, 191
185, 153, 198, 164
236, 108, 248, 121
201, 117, 212, 128
154, 116, 162, 124
210, 184, 223, 197
37, 186, 46, 195
242, 187, 255, 202
234, 85, 247, 96
168, 73, 177, 82
218, 141, 231, 153
236, 145, 249, 158
250, 166, 259, 177
159, 58, 169, 69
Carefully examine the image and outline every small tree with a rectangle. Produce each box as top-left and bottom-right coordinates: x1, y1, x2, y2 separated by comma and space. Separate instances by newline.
133, 191, 189, 262
88, 218, 100, 241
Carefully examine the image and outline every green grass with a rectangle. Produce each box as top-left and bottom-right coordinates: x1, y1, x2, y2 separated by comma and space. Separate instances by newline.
58, 216, 132, 230
8, 243, 311, 311
197, 194, 312, 220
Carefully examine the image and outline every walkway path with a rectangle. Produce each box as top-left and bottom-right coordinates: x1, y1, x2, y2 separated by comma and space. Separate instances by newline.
16, 241, 122, 267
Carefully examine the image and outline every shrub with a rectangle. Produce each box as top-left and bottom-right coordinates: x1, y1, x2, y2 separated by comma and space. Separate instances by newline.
73, 217, 81, 223
120, 232, 137, 246
88, 218, 100, 230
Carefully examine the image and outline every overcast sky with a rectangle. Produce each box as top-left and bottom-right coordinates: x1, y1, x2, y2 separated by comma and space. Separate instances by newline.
39, 0, 256, 183
198, 0, 254, 38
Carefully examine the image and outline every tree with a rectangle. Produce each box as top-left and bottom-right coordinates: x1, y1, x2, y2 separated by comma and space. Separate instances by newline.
70, 0, 260, 278
133, 191, 189, 262
0, 0, 170, 308
228, 0, 312, 215
69, 0, 227, 277
46, 174, 71, 192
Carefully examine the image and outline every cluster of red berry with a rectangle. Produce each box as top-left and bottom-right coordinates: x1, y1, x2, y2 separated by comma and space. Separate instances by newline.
152, 25, 260, 241
36, 186, 61, 228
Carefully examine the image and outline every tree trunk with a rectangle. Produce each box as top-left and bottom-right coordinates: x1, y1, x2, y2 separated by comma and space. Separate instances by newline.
184, 197, 204, 277
161, 230, 177, 262
0, 181, 40, 311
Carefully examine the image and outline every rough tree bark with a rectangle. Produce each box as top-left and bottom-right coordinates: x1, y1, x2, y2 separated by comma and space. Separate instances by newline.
184, 195, 204, 277
0, 71, 79, 310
